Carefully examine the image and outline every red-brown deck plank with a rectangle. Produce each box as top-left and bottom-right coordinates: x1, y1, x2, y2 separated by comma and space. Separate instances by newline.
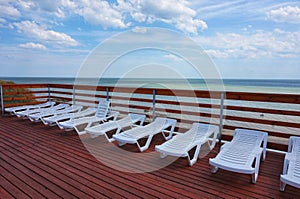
0, 184, 14, 199
0, 174, 30, 199
1, 116, 299, 199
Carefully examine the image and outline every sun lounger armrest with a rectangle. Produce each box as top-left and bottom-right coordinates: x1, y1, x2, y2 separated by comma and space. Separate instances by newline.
288, 136, 299, 153
220, 142, 231, 151
185, 136, 208, 152
129, 113, 146, 125
108, 111, 119, 121
282, 152, 293, 175
165, 118, 177, 131
85, 111, 119, 128
160, 118, 177, 140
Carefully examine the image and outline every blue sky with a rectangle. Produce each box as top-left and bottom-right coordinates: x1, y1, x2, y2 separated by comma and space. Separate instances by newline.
0, 0, 300, 79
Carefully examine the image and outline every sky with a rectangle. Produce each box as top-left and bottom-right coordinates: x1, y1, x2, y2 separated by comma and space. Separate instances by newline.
0, 0, 300, 79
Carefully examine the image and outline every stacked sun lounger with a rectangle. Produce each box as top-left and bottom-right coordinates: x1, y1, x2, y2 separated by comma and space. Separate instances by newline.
5, 101, 55, 116
42, 106, 94, 126
27, 103, 71, 122
58, 99, 119, 135
15, 103, 66, 118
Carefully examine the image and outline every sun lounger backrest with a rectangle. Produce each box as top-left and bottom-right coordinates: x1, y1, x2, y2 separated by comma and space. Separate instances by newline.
288, 136, 300, 154
233, 129, 266, 147
294, 139, 300, 155
149, 117, 167, 132
115, 115, 133, 127
195, 123, 219, 139
182, 123, 208, 142
95, 99, 110, 118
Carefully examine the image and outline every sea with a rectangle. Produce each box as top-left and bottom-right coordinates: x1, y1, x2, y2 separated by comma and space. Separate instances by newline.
1, 77, 300, 94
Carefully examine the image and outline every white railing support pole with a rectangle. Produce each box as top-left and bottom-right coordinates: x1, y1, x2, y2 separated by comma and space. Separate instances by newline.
72, 85, 76, 104
152, 89, 156, 121
0, 85, 4, 117
106, 87, 110, 101
47, 84, 51, 102
219, 91, 225, 143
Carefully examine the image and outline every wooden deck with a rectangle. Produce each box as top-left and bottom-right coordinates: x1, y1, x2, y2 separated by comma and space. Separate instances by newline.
1, 116, 299, 198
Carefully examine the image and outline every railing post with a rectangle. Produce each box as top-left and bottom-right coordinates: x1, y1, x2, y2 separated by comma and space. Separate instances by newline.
218, 91, 225, 143
47, 84, 51, 102
72, 85, 76, 105
152, 89, 156, 121
106, 87, 110, 101
0, 85, 4, 117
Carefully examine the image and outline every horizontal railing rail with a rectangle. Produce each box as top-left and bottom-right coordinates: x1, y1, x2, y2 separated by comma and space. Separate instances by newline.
1, 83, 299, 151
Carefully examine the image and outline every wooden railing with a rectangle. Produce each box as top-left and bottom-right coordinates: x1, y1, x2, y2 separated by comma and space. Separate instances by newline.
1, 83, 300, 151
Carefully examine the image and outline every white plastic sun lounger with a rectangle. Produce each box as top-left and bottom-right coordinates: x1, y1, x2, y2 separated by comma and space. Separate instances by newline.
5, 101, 55, 115
58, 99, 119, 135
113, 117, 177, 152
39, 104, 83, 125
155, 123, 219, 166
15, 102, 59, 118
209, 129, 268, 183
85, 113, 146, 142
280, 136, 300, 191
42, 107, 96, 126
28, 103, 71, 122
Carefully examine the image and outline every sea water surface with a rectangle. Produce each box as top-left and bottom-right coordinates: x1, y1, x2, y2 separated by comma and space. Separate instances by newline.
1, 77, 300, 94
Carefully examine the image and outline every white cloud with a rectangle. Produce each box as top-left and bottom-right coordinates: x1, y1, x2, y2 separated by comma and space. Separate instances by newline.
0, 4, 21, 19
197, 29, 300, 59
34, 0, 66, 18
204, 49, 228, 58
18, 0, 33, 9
1, 0, 207, 34
132, 26, 147, 33
164, 54, 184, 62
267, 6, 300, 23
75, 0, 128, 29
19, 42, 47, 50
13, 20, 79, 47
16, 0, 67, 18
126, 0, 207, 34
0, 18, 6, 26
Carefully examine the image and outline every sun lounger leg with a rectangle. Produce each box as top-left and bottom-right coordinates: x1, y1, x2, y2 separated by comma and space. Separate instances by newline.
211, 166, 218, 173
162, 131, 173, 140
137, 135, 153, 152
252, 153, 262, 183
209, 128, 219, 150
280, 181, 286, 191
107, 137, 115, 142
106, 133, 115, 142
262, 134, 268, 161
159, 153, 167, 158
188, 144, 202, 166
161, 122, 176, 140
90, 134, 99, 139
251, 173, 257, 184
279, 156, 290, 191
106, 128, 122, 142
282, 158, 289, 175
